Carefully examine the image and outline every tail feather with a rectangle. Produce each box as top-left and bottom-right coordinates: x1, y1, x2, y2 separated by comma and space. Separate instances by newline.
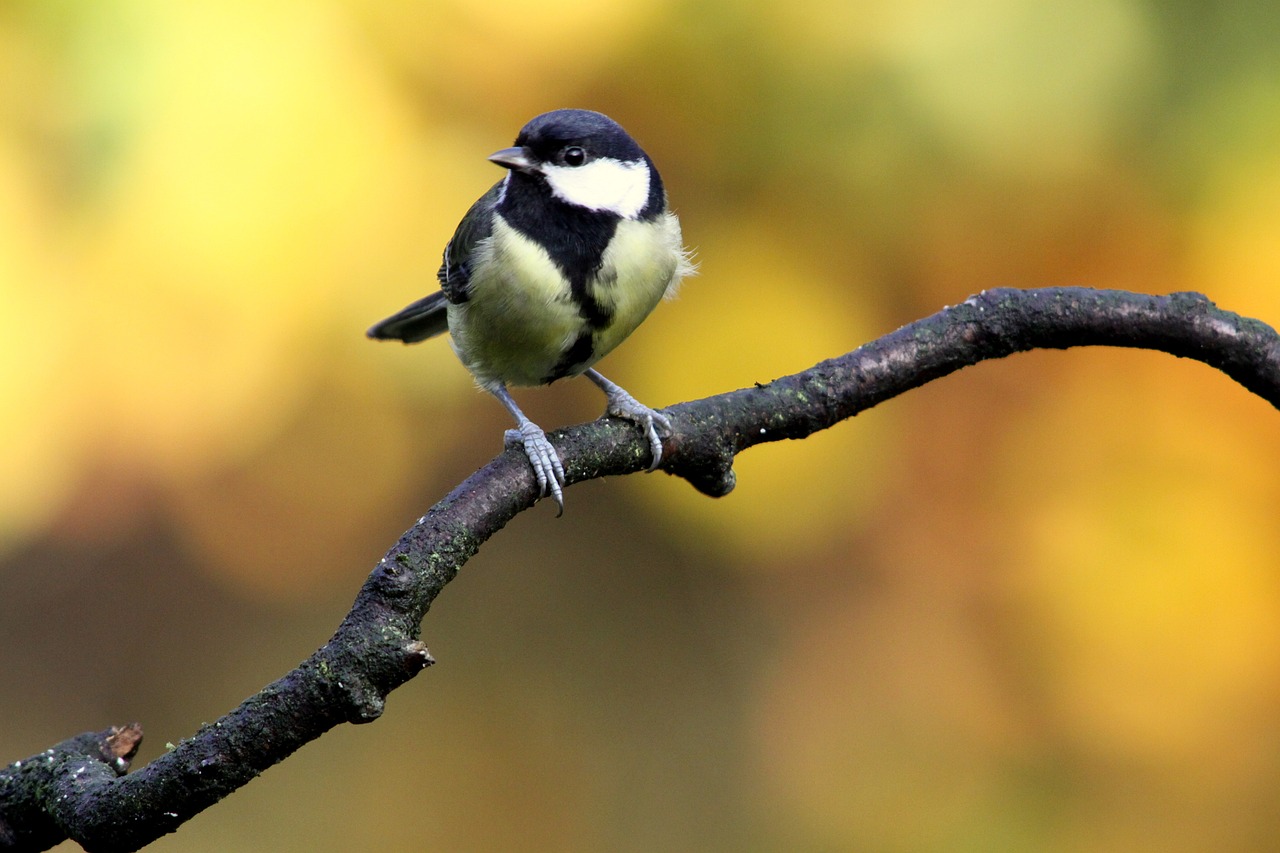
367, 291, 449, 343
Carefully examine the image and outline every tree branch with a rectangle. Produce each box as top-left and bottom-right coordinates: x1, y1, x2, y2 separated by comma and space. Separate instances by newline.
3, 287, 1278, 851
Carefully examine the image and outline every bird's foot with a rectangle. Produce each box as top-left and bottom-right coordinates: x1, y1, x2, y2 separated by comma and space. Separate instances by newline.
600, 385, 672, 471
504, 421, 566, 514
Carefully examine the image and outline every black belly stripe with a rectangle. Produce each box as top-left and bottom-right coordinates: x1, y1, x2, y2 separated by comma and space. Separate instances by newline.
572, 278, 611, 329
542, 330, 596, 379
574, 264, 616, 329
545, 331, 596, 383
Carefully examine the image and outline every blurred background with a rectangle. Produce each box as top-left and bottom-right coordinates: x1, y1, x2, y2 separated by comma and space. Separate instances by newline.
3, 0, 1280, 850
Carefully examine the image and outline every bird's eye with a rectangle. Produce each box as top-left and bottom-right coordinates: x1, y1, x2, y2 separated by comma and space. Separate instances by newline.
563, 146, 586, 167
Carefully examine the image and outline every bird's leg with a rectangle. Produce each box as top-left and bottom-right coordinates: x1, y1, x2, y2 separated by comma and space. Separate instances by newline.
583, 369, 671, 471
491, 384, 565, 514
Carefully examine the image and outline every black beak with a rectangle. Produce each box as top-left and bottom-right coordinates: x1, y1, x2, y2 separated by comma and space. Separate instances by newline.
488, 146, 538, 174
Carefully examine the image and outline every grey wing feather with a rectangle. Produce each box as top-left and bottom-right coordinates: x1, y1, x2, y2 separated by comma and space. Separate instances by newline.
366, 179, 503, 344
438, 180, 503, 304
366, 291, 449, 343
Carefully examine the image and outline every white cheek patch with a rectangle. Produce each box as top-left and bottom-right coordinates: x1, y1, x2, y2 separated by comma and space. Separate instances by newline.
541, 157, 651, 219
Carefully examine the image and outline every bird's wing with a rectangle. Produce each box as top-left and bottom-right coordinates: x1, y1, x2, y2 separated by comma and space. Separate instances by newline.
365, 290, 449, 343
438, 180, 503, 304
366, 180, 505, 344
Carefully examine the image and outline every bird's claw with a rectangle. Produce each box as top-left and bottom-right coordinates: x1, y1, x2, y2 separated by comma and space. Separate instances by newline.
603, 387, 672, 471
504, 422, 565, 514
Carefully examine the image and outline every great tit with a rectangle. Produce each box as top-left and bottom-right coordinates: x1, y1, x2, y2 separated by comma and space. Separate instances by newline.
367, 109, 694, 512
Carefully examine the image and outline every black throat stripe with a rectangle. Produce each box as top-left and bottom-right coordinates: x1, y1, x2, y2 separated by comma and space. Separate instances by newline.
498, 176, 619, 330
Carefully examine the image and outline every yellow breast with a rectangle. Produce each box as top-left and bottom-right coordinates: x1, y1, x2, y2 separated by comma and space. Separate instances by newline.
448, 212, 690, 389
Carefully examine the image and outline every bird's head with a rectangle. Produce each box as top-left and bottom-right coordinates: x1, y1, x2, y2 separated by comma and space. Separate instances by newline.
488, 109, 663, 220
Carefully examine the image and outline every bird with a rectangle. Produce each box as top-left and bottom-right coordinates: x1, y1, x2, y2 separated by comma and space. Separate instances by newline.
367, 109, 695, 513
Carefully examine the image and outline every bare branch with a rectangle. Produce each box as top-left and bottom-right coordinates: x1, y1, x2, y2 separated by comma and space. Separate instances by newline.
3, 288, 1277, 851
